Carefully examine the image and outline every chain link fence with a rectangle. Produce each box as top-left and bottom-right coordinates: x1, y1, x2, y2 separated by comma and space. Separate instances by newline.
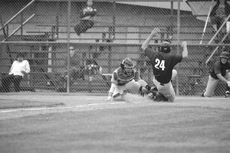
0, 0, 229, 96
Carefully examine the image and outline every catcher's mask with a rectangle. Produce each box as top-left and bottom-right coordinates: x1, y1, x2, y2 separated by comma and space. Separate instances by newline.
120, 57, 134, 70
160, 40, 171, 53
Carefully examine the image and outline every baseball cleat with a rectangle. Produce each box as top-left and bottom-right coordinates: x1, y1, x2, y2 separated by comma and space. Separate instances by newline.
154, 93, 168, 102
105, 96, 113, 101
113, 93, 121, 98
225, 91, 230, 98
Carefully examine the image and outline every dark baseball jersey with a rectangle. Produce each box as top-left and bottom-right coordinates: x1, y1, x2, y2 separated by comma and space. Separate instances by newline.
209, 60, 230, 79
144, 48, 182, 84
113, 67, 139, 86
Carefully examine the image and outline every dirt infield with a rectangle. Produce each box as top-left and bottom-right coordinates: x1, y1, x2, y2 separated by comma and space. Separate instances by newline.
0, 92, 230, 153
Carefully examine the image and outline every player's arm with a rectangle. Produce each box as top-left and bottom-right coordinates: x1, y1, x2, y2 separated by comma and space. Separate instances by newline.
217, 73, 229, 83
23, 60, 30, 74
9, 61, 16, 73
214, 64, 229, 83
110, 71, 118, 85
181, 41, 188, 59
134, 71, 139, 81
141, 27, 160, 51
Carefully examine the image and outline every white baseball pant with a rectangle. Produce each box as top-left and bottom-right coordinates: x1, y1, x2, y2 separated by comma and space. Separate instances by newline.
152, 69, 177, 102
204, 72, 230, 97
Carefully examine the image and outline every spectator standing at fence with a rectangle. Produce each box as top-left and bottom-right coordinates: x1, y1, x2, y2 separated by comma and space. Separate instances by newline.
141, 27, 188, 102
202, 51, 230, 97
1, 53, 30, 92
210, 0, 230, 34
105, 57, 149, 101
74, 0, 97, 36
62, 46, 83, 86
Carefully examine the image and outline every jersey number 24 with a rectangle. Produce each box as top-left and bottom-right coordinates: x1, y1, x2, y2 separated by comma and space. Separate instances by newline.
155, 58, 165, 71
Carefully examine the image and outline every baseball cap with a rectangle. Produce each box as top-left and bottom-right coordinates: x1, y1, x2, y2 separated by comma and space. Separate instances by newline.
220, 51, 229, 59
69, 46, 74, 50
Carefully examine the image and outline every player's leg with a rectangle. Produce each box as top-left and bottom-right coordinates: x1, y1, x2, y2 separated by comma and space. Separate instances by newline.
158, 82, 175, 102
137, 79, 148, 87
126, 79, 150, 95
125, 80, 141, 94
69, 69, 76, 87
105, 83, 116, 101
210, 16, 219, 32
74, 22, 83, 36
13, 76, 23, 92
224, 72, 230, 97
112, 85, 125, 98
74, 20, 94, 36
152, 77, 169, 102
171, 69, 177, 81
1, 75, 14, 92
203, 75, 219, 97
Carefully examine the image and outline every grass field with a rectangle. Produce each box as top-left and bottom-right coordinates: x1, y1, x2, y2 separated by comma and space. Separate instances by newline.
0, 92, 230, 153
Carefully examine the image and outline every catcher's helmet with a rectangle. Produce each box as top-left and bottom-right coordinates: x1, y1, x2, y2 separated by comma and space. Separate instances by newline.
220, 51, 229, 59
160, 40, 171, 53
121, 57, 134, 69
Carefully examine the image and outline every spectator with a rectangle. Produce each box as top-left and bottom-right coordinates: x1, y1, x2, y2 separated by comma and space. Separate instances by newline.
210, 0, 230, 34
201, 51, 230, 97
61, 46, 83, 87
1, 53, 30, 92
74, 0, 97, 36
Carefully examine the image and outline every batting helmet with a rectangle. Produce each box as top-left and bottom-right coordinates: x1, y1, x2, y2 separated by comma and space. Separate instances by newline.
220, 51, 229, 59
121, 57, 134, 69
160, 40, 171, 53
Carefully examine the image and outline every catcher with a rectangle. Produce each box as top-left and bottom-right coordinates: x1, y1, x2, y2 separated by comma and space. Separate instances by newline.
74, 0, 97, 36
105, 57, 150, 101
202, 51, 230, 97
141, 27, 188, 102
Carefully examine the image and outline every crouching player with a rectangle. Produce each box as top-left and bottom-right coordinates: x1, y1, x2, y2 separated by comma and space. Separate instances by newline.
105, 57, 149, 101
202, 51, 230, 97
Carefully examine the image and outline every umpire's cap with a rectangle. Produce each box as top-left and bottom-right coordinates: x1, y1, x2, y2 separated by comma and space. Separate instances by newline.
220, 51, 229, 59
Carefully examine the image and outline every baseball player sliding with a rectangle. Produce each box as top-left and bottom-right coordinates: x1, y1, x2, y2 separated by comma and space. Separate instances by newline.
105, 57, 149, 101
202, 51, 230, 97
141, 27, 188, 102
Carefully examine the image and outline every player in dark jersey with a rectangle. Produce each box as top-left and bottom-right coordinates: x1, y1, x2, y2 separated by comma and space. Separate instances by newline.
141, 27, 188, 102
202, 51, 230, 97
74, 0, 97, 36
105, 57, 149, 101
